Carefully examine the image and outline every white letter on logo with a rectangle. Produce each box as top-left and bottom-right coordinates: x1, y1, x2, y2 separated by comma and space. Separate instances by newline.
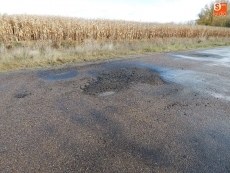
214, 3, 221, 11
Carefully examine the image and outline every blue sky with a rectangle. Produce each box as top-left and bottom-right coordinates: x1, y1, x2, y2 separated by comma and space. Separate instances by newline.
0, 0, 213, 23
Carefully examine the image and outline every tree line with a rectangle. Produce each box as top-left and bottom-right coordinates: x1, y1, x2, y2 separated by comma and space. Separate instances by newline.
196, 0, 230, 27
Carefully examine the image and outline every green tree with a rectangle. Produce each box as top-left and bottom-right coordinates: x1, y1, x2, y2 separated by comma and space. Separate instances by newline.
196, 0, 230, 27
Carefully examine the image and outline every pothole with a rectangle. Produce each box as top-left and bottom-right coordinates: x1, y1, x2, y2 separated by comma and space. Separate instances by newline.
38, 70, 78, 81
82, 67, 165, 95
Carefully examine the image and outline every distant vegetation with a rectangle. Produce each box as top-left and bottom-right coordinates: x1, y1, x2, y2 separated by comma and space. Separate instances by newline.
0, 14, 230, 71
196, 0, 230, 27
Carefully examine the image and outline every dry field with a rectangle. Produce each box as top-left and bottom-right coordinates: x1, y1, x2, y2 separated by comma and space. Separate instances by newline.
1, 14, 230, 42
0, 14, 230, 71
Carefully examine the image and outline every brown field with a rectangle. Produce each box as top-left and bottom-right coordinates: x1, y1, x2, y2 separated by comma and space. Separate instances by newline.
1, 14, 230, 42
0, 14, 230, 71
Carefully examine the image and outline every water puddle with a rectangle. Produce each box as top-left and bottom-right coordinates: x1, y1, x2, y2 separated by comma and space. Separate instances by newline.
173, 54, 230, 65
38, 70, 78, 81
134, 62, 230, 101
170, 47, 230, 67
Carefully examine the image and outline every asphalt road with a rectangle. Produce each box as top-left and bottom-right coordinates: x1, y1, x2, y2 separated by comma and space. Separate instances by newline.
0, 46, 230, 173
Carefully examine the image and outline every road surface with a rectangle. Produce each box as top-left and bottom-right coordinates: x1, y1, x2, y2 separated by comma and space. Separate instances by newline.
0, 46, 230, 172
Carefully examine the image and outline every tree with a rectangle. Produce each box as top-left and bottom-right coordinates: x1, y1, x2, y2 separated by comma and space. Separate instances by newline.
196, 0, 230, 27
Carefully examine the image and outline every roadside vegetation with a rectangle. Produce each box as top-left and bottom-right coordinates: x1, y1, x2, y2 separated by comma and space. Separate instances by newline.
0, 14, 230, 71
196, 0, 230, 27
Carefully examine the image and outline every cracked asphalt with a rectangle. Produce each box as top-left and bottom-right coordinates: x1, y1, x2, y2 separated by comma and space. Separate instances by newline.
0, 46, 230, 173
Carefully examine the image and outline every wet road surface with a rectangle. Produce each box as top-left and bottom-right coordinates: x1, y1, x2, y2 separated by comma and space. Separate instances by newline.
0, 46, 230, 172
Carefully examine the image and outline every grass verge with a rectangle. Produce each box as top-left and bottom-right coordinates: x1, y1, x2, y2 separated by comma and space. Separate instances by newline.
0, 37, 230, 71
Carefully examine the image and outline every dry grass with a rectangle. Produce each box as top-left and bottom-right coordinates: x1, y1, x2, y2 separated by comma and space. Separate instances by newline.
0, 14, 230, 71
1, 37, 230, 71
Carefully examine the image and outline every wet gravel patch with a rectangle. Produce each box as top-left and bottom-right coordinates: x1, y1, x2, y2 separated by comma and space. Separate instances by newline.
82, 67, 165, 95
38, 70, 78, 81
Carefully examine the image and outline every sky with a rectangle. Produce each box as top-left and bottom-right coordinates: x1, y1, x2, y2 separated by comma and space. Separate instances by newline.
0, 0, 213, 23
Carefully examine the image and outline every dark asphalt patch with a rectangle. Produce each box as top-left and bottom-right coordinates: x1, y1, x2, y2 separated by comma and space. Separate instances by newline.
188, 53, 221, 58
66, 108, 172, 171
82, 67, 165, 95
14, 92, 31, 98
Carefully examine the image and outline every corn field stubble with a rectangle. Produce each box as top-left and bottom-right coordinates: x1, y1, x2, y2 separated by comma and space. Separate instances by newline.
0, 14, 230, 71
